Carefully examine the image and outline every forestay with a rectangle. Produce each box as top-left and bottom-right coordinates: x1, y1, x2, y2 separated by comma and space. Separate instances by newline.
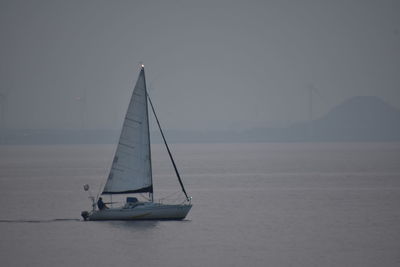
102, 67, 153, 194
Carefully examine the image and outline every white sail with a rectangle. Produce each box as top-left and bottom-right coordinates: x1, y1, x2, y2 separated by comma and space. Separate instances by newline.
102, 67, 152, 194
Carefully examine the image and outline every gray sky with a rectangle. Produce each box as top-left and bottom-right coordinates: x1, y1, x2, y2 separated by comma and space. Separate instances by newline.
1, 0, 399, 131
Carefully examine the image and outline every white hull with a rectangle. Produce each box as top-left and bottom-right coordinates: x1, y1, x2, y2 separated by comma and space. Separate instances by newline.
84, 202, 192, 221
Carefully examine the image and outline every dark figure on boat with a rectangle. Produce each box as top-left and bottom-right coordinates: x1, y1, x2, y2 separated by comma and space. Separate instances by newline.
97, 197, 108, 210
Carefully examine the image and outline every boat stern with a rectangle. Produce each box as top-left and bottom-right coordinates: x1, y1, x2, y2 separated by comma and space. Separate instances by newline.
81, 210, 90, 221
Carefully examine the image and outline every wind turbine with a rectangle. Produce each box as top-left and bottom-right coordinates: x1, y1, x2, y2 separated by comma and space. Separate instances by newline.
308, 84, 327, 141
0, 89, 9, 144
75, 88, 87, 130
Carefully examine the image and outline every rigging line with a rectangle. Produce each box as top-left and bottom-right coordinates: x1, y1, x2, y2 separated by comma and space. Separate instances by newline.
309, 84, 329, 105
147, 94, 190, 202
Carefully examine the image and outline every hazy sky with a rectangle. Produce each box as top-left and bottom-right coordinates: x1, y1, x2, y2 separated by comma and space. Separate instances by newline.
1, 0, 399, 131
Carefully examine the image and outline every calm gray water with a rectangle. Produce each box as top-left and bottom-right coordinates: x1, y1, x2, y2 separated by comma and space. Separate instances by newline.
0, 143, 399, 267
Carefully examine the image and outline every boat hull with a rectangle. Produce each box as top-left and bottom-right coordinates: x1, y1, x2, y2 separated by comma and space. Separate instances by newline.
83, 202, 192, 221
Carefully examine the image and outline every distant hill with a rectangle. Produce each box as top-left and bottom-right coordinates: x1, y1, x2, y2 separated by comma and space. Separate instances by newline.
155, 96, 400, 142
307, 96, 400, 141
242, 96, 400, 142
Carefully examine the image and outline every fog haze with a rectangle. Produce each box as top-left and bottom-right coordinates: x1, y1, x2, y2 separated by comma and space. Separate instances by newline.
1, 0, 399, 131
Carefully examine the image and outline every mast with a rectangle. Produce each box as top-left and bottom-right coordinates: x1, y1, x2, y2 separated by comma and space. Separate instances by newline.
309, 86, 313, 141
147, 95, 190, 202
142, 65, 154, 202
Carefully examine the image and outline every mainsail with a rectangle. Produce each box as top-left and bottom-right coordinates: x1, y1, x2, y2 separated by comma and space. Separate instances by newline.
102, 67, 153, 194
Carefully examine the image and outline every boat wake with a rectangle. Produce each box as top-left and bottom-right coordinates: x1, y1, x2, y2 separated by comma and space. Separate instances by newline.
0, 218, 81, 223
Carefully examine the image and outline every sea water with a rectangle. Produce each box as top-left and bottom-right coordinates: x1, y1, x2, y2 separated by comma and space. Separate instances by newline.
0, 143, 399, 267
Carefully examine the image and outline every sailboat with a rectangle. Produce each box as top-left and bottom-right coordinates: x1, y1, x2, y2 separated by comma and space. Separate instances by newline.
81, 65, 192, 221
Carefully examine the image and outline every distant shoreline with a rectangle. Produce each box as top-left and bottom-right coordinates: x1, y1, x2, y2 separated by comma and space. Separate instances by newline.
1, 128, 400, 145
2, 96, 399, 145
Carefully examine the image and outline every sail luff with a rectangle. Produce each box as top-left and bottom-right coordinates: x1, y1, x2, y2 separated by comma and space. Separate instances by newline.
142, 67, 154, 201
